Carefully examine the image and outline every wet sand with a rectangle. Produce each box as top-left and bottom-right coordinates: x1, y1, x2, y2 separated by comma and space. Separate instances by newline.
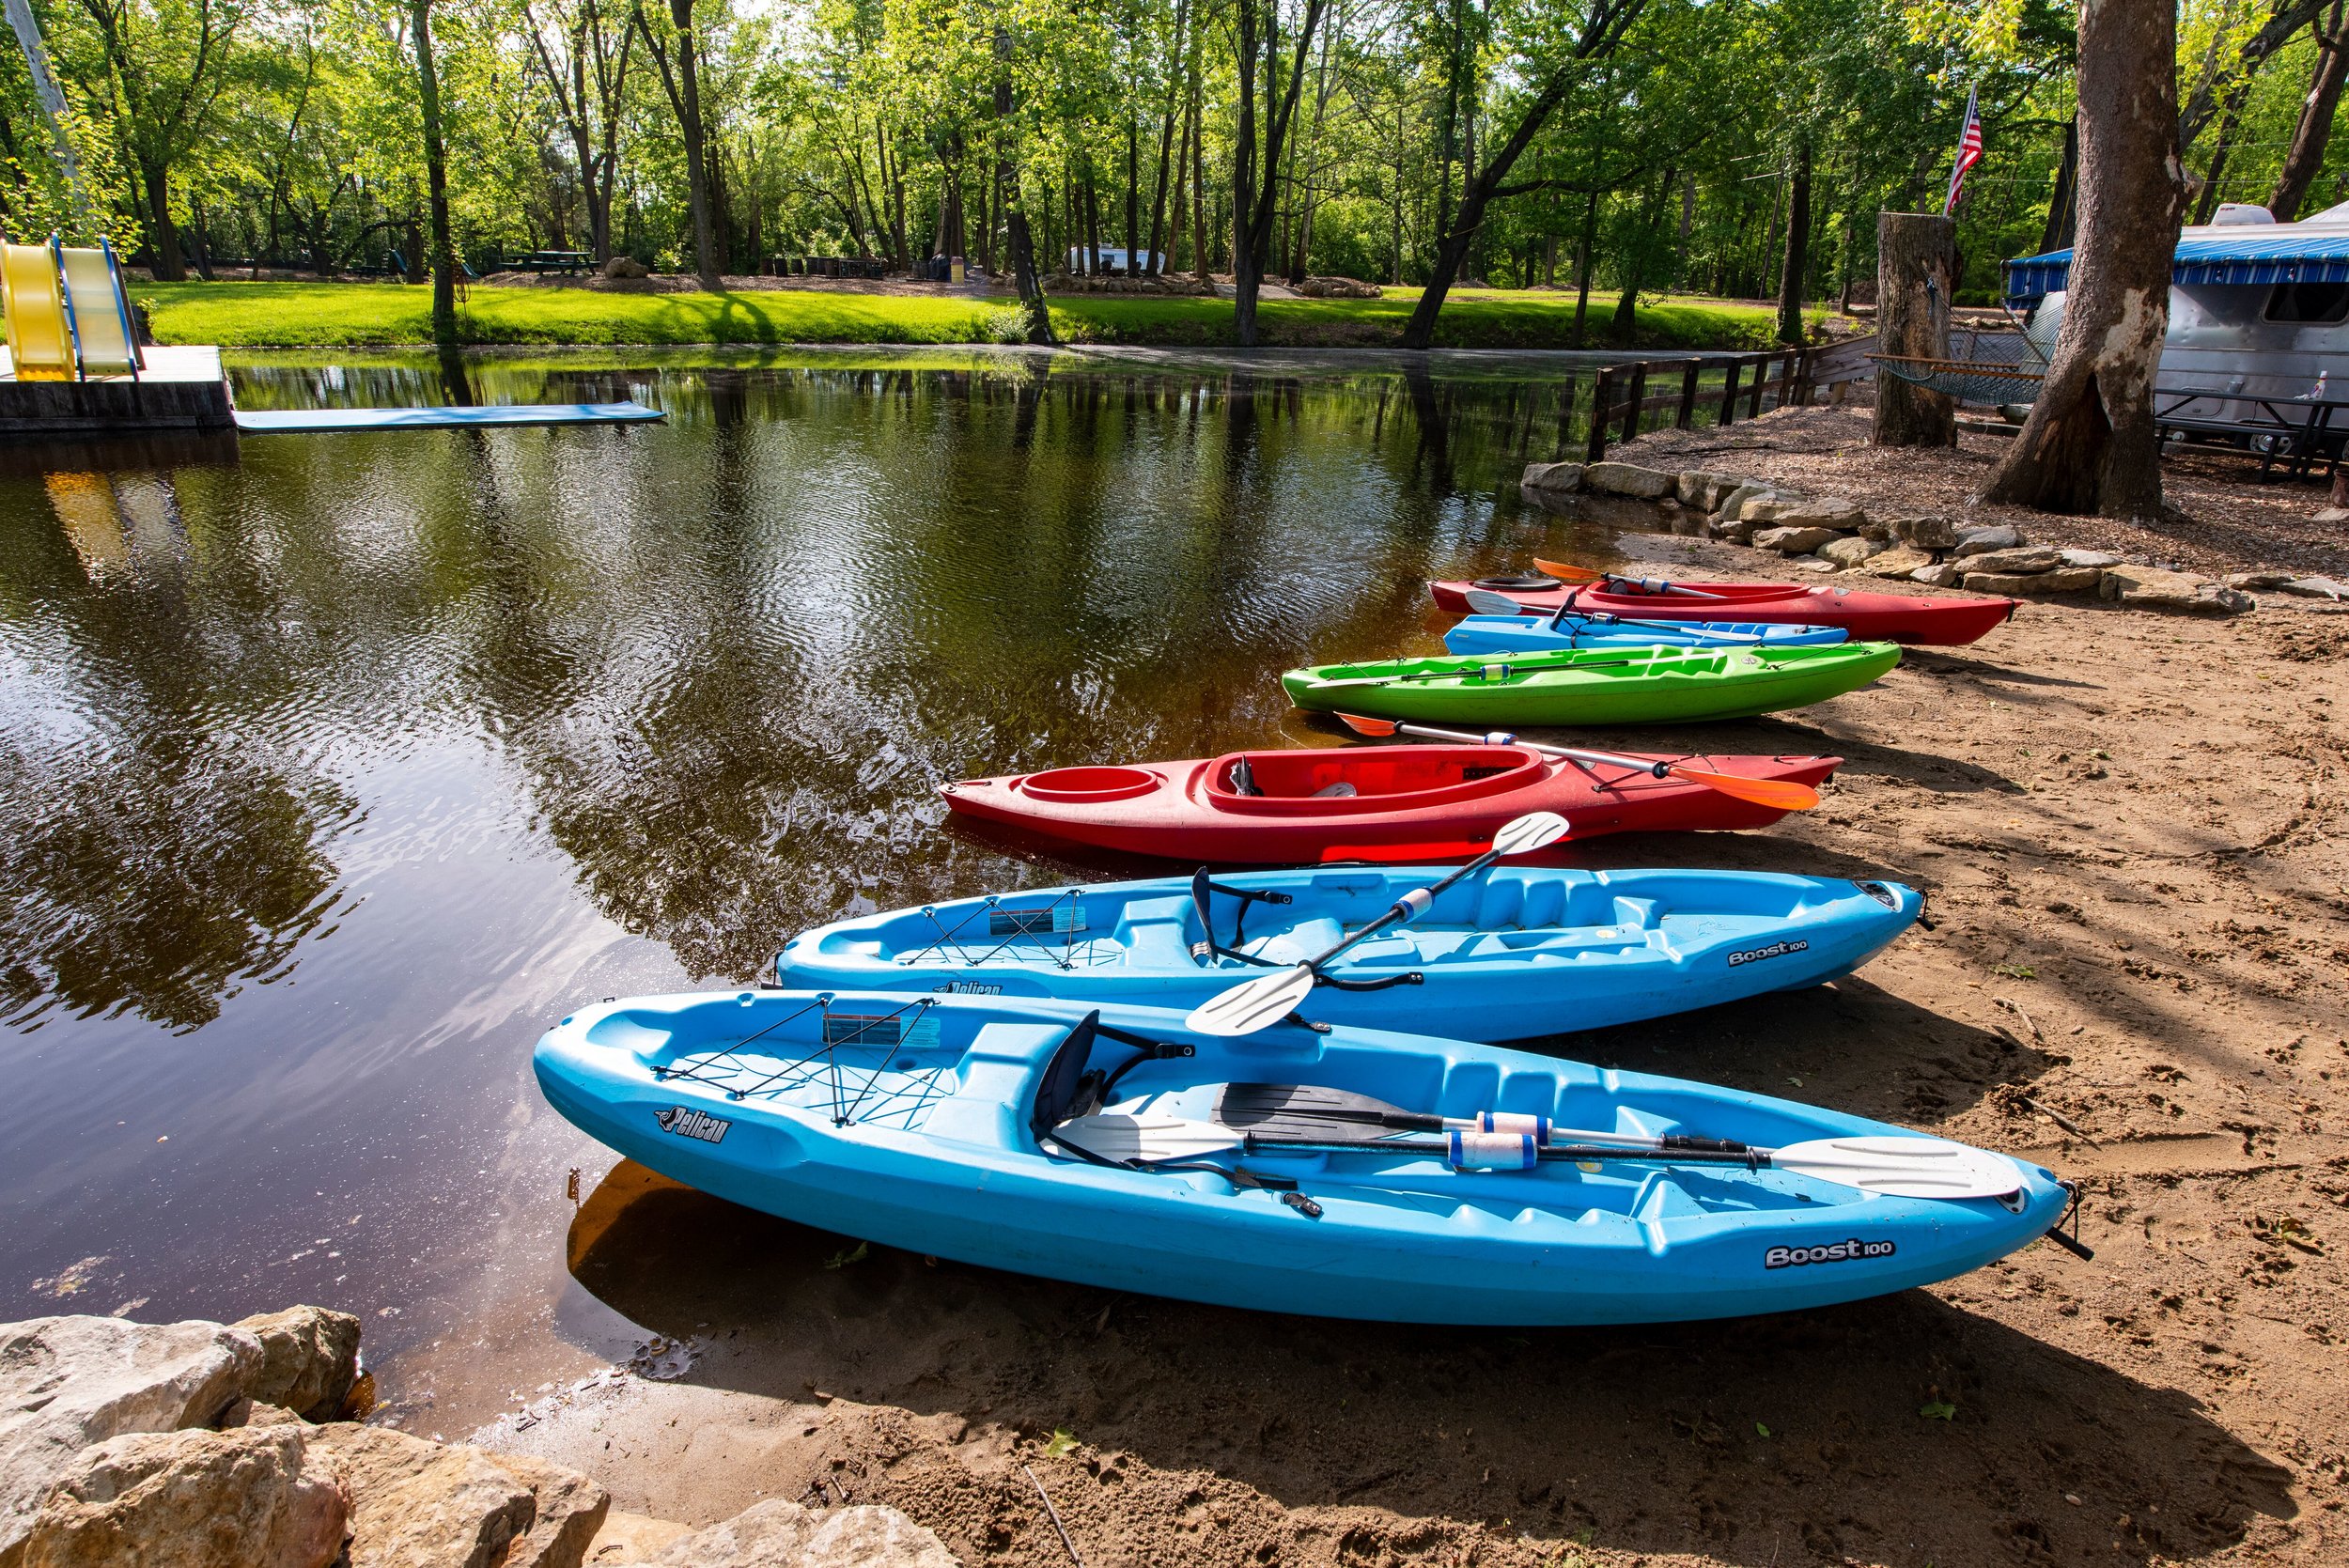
472, 539, 2349, 1566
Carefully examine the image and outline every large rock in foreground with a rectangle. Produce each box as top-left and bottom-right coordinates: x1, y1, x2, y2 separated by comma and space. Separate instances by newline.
0, 1317, 262, 1567
306, 1423, 607, 1568
605, 1498, 957, 1568
234, 1309, 362, 1423
19, 1425, 347, 1568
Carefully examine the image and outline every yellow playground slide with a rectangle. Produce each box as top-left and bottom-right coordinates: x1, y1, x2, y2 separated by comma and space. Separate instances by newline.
60, 242, 140, 375
2, 239, 74, 380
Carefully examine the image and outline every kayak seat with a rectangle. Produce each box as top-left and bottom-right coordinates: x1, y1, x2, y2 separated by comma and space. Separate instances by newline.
1610, 897, 1666, 929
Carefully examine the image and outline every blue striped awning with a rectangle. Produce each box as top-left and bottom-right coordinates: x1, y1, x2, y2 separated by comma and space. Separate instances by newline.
2003, 229, 2349, 305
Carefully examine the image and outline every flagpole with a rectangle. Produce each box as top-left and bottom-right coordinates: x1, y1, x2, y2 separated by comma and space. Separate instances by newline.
1943, 86, 1980, 217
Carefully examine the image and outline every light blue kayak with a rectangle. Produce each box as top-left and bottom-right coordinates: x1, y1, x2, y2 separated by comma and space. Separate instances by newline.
776, 866, 1922, 1042
1445, 613, 1850, 657
533, 990, 2073, 1325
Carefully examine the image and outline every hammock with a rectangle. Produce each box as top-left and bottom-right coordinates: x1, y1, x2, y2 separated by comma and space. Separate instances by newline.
1869, 303, 2056, 408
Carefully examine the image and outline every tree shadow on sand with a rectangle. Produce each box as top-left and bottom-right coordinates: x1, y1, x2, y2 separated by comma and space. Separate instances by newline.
568, 1163, 2293, 1567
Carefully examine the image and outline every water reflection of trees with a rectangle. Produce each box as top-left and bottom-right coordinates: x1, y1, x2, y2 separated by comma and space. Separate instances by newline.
0, 475, 355, 1032
0, 363, 1592, 1017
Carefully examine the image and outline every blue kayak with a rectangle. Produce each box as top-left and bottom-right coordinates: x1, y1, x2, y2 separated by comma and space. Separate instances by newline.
1445, 613, 1850, 657
776, 867, 1922, 1042
533, 990, 2073, 1325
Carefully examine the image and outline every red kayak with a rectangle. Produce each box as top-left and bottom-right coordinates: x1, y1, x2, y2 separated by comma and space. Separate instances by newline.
940, 744, 1841, 863
1430, 573, 2017, 646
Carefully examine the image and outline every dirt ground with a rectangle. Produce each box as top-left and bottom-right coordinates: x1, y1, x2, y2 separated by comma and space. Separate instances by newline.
1627, 403, 2349, 580
469, 514, 2349, 1567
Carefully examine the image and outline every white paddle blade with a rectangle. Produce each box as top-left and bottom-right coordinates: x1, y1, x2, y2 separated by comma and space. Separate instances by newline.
1492, 810, 1571, 857
1461, 588, 1536, 616
1771, 1136, 2025, 1201
1053, 1113, 1241, 1164
1185, 964, 1316, 1036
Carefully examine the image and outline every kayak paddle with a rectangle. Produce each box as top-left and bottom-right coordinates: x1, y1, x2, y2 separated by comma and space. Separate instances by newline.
1055, 1108, 2026, 1201
1302, 650, 1694, 691
1458, 587, 1768, 642
1531, 557, 1727, 600
1184, 810, 1570, 1036
1333, 713, 1820, 812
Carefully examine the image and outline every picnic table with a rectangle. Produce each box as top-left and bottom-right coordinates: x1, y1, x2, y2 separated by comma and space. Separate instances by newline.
513, 250, 593, 275
2155, 384, 2349, 481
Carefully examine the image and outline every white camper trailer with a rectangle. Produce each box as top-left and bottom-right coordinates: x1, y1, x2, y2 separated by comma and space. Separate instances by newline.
2004, 200, 2349, 457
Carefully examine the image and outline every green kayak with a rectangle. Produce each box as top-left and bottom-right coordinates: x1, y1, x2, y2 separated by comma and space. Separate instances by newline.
1282, 641, 1902, 726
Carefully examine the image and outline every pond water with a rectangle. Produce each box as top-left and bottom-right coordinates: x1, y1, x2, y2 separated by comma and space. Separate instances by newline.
0, 347, 1680, 1426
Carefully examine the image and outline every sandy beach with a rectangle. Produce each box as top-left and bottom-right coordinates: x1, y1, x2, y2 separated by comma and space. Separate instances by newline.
474, 520, 2349, 1568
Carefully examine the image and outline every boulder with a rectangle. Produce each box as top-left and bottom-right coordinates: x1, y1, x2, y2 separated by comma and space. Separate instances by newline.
1734, 496, 1802, 525
1518, 461, 1584, 495
2099, 564, 2254, 615
18, 1425, 347, 1568
1770, 497, 1867, 533
2060, 548, 2123, 570
1674, 471, 1743, 510
1863, 547, 1936, 579
1958, 545, 2062, 576
1, 1316, 263, 1568
1819, 536, 1889, 567
633, 1499, 958, 1568
1750, 525, 1841, 555
1952, 524, 2022, 558
2284, 575, 2348, 599
1910, 562, 1968, 588
1857, 517, 1897, 542
304, 1423, 607, 1568
1964, 566, 2103, 596
1583, 462, 1675, 500
1707, 515, 1758, 543
1794, 555, 1842, 572
234, 1308, 361, 1422
1715, 481, 1775, 520
1892, 516, 1962, 550
601, 256, 649, 280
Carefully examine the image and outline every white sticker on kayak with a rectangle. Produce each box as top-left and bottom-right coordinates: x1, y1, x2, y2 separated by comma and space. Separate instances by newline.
988, 906, 1088, 936
1728, 939, 1810, 967
1765, 1237, 1894, 1269
824, 1012, 942, 1049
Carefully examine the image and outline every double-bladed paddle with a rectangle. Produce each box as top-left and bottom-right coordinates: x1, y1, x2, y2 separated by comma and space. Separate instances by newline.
1183, 810, 1570, 1036
1331, 713, 1821, 813
1458, 586, 1771, 642
1527, 557, 1728, 600
1053, 1101, 2028, 1202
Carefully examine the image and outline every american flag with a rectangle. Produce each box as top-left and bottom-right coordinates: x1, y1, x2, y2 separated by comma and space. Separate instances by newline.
1943, 87, 1983, 215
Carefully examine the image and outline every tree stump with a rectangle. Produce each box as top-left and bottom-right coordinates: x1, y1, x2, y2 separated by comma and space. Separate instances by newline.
1874, 212, 1956, 447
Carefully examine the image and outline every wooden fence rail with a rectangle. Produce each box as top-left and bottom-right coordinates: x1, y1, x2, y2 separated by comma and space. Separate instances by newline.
1580, 347, 1817, 464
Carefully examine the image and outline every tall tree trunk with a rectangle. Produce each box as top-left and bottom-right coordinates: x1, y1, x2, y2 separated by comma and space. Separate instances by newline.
640, 0, 717, 286
1399, 0, 1651, 350
2038, 116, 2079, 253
1191, 69, 1210, 280
2270, 0, 2349, 220
1124, 112, 1138, 272
1145, 0, 1191, 275
1231, 0, 1330, 347
139, 163, 187, 281
1874, 212, 1955, 445
993, 54, 1053, 343
1610, 173, 1671, 344
1983, 0, 2186, 520
412, 0, 460, 356
1776, 141, 1812, 344
1570, 190, 1597, 347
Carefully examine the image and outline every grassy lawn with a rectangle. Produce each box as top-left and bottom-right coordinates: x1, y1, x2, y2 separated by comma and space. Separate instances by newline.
135, 279, 1801, 353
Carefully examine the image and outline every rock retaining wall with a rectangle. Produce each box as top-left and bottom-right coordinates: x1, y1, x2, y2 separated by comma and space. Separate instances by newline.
1515, 459, 2346, 614
0, 1310, 956, 1568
